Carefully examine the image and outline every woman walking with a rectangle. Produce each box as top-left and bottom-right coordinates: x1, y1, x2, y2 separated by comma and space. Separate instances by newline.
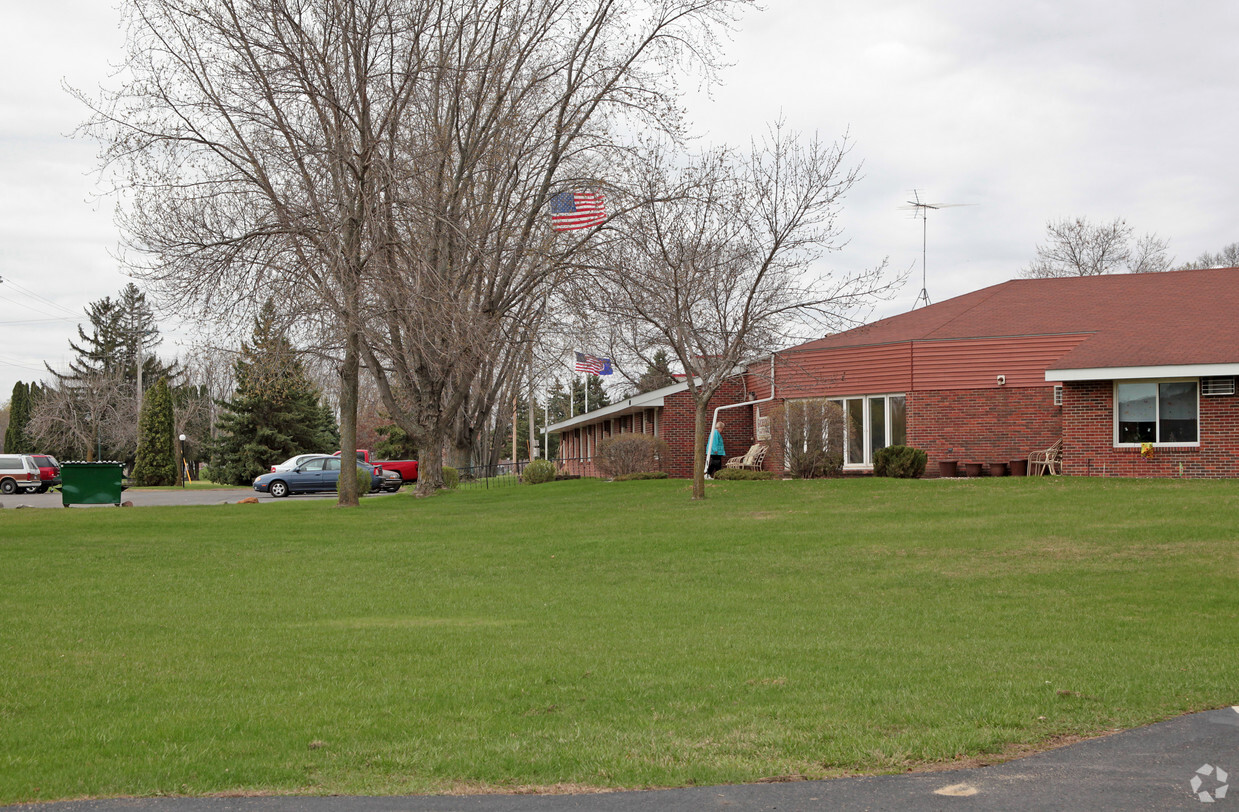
706, 421, 725, 479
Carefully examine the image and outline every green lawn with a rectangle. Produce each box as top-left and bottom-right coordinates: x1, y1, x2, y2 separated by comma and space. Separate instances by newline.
1, 477, 1236, 802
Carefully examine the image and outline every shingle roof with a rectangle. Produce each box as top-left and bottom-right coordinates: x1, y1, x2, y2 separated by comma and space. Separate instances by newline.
788, 267, 1239, 371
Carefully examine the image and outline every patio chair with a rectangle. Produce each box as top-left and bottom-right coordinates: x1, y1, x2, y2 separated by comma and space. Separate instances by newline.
725, 443, 767, 471
1028, 438, 1063, 476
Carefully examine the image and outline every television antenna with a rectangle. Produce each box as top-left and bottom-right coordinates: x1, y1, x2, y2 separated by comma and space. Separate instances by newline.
898, 190, 974, 309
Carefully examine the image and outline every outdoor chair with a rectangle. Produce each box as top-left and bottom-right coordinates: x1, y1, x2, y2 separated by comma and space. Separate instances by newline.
725, 443, 767, 471
1028, 438, 1063, 476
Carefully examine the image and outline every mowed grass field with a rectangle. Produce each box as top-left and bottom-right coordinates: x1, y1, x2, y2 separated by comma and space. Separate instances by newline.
1, 476, 1237, 802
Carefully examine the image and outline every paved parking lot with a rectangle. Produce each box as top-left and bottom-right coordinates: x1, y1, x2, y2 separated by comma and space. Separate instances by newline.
0, 486, 381, 508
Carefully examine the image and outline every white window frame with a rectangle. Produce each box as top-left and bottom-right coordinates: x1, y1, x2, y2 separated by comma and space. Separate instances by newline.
1112, 378, 1200, 448
840, 393, 907, 469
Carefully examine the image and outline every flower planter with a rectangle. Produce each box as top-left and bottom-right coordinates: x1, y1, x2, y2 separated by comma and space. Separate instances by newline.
937, 460, 958, 478
964, 462, 983, 477
1008, 458, 1028, 477
989, 462, 1008, 477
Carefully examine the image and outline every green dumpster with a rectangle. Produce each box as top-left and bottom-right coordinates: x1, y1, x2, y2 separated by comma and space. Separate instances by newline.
61, 461, 125, 507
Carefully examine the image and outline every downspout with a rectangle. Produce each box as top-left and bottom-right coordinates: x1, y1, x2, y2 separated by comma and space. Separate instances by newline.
707, 354, 778, 474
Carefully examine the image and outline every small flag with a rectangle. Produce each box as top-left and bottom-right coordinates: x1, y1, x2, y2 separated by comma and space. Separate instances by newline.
574, 352, 612, 375
550, 191, 606, 231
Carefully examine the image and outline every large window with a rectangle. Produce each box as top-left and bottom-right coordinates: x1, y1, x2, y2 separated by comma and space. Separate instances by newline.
839, 394, 907, 467
1115, 381, 1198, 445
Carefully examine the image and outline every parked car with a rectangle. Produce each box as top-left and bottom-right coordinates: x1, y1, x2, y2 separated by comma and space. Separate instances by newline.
334, 449, 418, 488
270, 453, 330, 473
0, 454, 43, 495
29, 455, 60, 493
253, 455, 383, 498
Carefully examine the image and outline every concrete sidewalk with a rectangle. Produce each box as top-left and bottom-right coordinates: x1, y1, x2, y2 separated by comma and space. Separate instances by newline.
6, 707, 1236, 811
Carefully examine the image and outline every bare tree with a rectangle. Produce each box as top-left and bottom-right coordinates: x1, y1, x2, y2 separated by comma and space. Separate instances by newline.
1179, 242, 1239, 270
356, 0, 749, 496
77, 0, 438, 505
1022, 217, 1172, 278
28, 374, 129, 462
586, 124, 894, 499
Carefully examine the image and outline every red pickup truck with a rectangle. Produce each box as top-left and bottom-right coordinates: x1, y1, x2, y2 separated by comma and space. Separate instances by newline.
334, 450, 418, 489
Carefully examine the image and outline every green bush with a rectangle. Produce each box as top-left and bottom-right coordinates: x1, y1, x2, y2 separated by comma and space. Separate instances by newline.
873, 445, 928, 478
522, 459, 557, 484
196, 466, 214, 483
357, 466, 375, 494
612, 471, 669, 481
714, 468, 775, 481
442, 466, 459, 490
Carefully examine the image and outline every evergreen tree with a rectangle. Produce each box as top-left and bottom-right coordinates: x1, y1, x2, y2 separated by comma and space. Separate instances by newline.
131, 378, 178, 485
4, 382, 33, 453
211, 301, 340, 485
55, 283, 177, 391
573, 375, 611, 414
636, 349, 678, 393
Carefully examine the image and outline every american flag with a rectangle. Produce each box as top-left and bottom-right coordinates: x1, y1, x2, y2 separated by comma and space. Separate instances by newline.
550, 191, 606, 231
574, 352, 612, 375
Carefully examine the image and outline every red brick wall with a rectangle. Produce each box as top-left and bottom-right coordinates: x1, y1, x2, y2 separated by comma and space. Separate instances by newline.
909, 387, 1062, 476
1063, 381, 1239, 478
553, 379, 753, 478
659, 380, 753, 478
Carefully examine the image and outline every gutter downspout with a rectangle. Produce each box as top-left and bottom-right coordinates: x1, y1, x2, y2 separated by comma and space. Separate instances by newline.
706, 354, 777, 475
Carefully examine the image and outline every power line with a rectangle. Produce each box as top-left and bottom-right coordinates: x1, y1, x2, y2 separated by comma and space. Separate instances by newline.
0, 275, 83, 319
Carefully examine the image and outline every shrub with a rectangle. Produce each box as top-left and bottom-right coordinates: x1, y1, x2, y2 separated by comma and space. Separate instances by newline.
769, 399, 846, 478
612, 471, 669, 481
873, 445, 928, 478
714, 468, 774, 481
197, 466, 214, 483
442, 466, 459, 490
595, 435, 670, 478
357, 465, 376, 494
522, 459, 557, 484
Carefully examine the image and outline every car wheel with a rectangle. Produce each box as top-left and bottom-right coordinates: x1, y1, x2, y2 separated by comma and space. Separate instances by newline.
269, 480, 289, 498
37, 485, 49, 494
0, 479, 16, 495
385, 473, 403, 492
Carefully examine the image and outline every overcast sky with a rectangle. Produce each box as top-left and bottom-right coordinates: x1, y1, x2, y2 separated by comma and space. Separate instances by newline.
3, 0, 1238, 401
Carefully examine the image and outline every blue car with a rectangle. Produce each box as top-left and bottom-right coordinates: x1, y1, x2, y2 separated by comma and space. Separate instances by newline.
253, 455, 384, 498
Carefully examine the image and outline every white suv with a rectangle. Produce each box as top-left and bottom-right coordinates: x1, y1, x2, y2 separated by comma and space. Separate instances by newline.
0, 454, 42, 495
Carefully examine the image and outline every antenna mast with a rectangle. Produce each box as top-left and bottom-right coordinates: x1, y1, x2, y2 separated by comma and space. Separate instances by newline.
898, 190, 973, 310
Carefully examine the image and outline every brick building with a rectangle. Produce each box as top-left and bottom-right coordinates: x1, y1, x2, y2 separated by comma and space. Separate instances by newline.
743, 266, 1239, 478
551, 268, 1239, 479
548, 376, 753, 478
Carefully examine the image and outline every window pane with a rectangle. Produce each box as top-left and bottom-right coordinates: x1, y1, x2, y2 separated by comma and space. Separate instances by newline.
1158, 382, 1197, 442
869, 397, 886, 458
1117, 383, 1157, 443
847, 399, 865, 464
890, 396, 907, 446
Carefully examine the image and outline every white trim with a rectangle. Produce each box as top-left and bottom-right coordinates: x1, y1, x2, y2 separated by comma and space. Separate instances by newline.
1047, 363, 1239, 382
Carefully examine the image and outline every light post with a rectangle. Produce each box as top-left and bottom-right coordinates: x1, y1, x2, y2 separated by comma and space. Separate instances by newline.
178, 434, 188, 487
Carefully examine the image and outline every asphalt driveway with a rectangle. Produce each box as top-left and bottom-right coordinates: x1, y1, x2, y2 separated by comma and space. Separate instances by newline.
0, 486, 384, 508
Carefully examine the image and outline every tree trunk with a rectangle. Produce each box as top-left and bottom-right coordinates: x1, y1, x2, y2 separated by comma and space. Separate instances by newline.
336, 322, 361, 507
692, 402, 709, 500
416, 425, 445, 497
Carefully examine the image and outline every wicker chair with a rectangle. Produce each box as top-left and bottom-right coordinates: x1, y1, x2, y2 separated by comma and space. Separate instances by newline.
1028, 438, 1063, 476
725, 443, 768, 471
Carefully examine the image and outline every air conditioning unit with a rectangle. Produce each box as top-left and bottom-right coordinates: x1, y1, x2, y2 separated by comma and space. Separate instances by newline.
755, 415, 771, 441
1203, 377, 1236, 396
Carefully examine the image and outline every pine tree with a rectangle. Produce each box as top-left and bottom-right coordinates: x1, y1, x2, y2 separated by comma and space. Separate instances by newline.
211, 301, 340, 485
131, 378, 178, 486
637, 349, 678, 393
573, 375, 611, 414
4, 382, 32, 453
55, 283, 177, 391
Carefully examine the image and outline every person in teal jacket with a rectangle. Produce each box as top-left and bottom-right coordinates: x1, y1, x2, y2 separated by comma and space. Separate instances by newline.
706, 421, 725, 478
